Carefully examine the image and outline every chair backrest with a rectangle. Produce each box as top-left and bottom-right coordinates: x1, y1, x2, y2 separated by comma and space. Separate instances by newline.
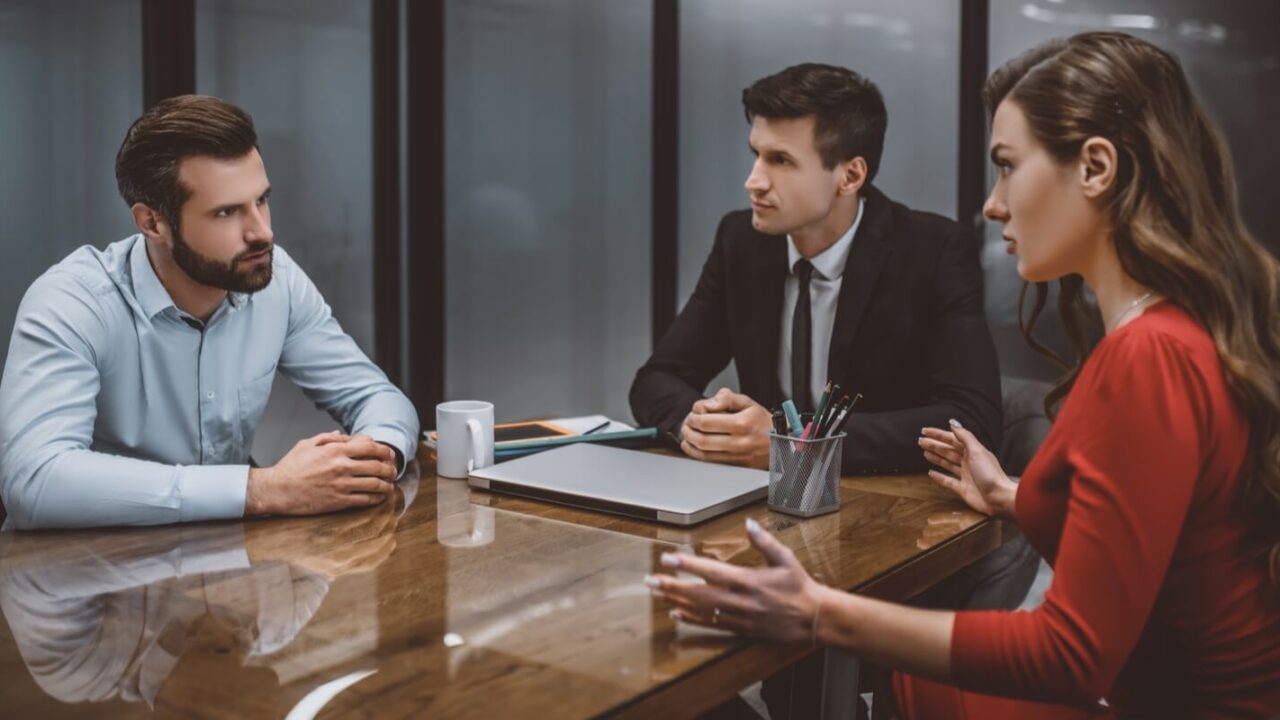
998, 377, 1054, 477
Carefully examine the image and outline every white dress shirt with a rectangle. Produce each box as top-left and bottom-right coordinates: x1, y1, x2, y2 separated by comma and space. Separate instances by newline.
778, 198, 866, 407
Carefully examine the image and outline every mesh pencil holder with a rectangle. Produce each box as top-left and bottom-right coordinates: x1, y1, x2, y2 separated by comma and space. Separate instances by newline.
767, 432, 844, 517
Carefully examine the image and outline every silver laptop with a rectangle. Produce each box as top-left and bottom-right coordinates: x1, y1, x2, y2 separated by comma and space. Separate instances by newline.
467, 443, 768, 525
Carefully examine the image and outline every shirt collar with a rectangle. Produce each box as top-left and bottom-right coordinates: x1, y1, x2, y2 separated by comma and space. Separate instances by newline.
787, 197, 865, 280
129, 235, 177, 319
128, 235, 248, 320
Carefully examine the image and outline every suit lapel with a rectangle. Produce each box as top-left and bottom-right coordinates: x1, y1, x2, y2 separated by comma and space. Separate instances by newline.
827, 185, 895, 388
751, 233, 788, 408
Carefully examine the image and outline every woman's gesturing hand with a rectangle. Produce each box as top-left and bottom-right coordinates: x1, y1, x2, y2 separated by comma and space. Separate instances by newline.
646, 518, 835, 645
918, 418, 1018, 520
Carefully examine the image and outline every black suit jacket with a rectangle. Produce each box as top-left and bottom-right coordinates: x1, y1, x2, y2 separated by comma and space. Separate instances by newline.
630, 185, 1002, 474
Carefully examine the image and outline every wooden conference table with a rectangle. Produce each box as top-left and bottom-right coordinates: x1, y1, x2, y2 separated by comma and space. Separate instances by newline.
0, 444, 1013, 719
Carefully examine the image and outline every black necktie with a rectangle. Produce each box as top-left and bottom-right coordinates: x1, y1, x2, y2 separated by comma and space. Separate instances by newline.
791, 259, 814, 414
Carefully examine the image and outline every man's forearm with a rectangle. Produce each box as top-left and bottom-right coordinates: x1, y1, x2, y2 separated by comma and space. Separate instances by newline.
342, 391, 420, 474
630, 370, 703, 441
3, 448, 249, 529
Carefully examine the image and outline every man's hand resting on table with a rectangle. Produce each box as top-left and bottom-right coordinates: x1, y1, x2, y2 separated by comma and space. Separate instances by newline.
680, 388, 772, 469
246, 431, 398, 515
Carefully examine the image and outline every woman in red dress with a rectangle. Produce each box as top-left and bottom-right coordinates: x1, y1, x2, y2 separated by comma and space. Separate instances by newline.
646, 31, 1280, 718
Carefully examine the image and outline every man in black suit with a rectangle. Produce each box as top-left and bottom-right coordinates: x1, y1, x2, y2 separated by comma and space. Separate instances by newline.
631, 63, 1002, 474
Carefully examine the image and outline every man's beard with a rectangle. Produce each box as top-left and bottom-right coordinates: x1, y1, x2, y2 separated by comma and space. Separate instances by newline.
171, 230, 273, 294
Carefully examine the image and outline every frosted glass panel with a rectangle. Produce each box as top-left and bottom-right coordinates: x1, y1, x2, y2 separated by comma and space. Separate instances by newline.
197, 0, 375, 353
986, 0, 1280, 380
444, 0, 652, 424
0, 0, 142, 370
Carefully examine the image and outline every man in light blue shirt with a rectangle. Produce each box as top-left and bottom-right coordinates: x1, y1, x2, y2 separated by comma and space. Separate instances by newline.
0, 95, 419, 529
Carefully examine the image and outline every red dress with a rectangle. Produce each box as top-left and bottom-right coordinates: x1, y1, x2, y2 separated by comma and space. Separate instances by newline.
897, 302, 1280, 718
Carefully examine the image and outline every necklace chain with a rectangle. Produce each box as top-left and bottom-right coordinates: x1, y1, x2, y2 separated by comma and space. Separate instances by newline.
1108, 290, 1156, 329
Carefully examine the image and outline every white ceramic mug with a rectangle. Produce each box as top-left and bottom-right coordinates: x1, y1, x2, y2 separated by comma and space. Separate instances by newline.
436, 400, 494, 479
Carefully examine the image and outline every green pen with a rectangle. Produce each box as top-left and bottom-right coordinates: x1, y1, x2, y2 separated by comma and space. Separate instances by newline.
811, 380, 833, 436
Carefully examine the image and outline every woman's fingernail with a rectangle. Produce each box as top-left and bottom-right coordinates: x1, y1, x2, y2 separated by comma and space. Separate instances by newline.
660, 553, 681, 568
643, 574, 662, 588
949, 418, 963, 429
669, 609, 683, 620
745, 517, 761, 536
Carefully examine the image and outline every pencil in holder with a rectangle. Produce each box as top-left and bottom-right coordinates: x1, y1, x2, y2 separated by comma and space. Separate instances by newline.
767, 432, 844, 517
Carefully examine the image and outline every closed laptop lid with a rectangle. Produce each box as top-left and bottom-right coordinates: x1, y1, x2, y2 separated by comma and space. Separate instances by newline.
467, 443, 767, 520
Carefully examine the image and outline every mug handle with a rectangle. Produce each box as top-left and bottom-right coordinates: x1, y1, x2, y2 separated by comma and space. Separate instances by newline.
466, 418, 485, 473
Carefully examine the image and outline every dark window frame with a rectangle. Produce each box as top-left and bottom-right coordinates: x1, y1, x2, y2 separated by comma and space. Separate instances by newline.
141, 0, 195, 107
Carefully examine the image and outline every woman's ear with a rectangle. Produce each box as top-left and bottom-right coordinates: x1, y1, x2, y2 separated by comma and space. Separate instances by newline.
1079, 136, 1118, 198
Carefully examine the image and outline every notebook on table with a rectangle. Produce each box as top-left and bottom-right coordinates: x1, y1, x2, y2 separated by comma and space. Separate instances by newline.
467, 443, 768, 526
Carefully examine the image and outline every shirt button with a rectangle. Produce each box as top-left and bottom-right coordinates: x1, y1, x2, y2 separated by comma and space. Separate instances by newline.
207, 391, 216, 400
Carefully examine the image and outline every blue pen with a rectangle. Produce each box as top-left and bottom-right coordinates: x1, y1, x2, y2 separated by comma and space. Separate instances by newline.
781, 399, 804, 437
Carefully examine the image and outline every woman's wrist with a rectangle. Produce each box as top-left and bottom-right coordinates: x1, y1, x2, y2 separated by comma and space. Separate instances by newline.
811, 584, 855, 650
994, 476, 1019, 520
810, 583, 829, 646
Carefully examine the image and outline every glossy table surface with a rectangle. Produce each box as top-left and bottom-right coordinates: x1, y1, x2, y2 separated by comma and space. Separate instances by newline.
0, 447, 1008, 718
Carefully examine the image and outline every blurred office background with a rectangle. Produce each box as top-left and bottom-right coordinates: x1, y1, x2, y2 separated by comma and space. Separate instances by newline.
0, 0, 1277, 464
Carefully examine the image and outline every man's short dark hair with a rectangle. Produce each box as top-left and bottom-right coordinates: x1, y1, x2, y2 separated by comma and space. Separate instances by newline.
742, 63, 888, 181
115, 95, 259, 231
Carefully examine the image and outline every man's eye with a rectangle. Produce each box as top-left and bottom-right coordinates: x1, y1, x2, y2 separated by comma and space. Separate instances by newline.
215, 207, 236, 217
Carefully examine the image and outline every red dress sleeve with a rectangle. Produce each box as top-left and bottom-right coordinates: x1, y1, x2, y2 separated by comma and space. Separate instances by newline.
949, 327, 1212, 704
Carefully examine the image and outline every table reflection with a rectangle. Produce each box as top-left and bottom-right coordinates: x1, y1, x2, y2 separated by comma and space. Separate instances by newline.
0, 476, 414, 712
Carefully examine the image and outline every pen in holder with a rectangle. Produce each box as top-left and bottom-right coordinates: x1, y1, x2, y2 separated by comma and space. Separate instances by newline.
767, 431, 844, 517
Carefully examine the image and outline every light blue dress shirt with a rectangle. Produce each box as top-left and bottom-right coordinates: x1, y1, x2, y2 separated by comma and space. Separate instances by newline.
0, 235, 419, 529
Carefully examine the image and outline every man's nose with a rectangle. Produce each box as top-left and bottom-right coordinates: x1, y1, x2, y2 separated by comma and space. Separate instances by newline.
745, 159, 768, 193
246, 205, 273, 243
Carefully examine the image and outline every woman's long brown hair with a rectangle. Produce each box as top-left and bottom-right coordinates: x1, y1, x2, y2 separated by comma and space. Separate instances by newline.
985, 32, 1280, 586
